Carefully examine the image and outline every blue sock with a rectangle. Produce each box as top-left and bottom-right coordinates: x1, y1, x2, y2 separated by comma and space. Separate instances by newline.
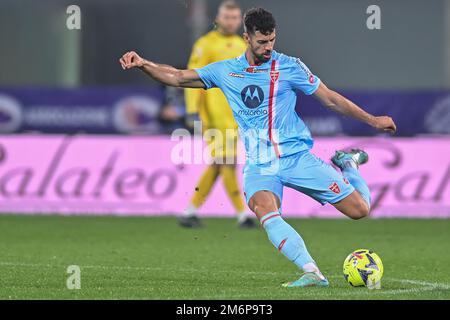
342, 166, 371, 208
260, 212, 315, 270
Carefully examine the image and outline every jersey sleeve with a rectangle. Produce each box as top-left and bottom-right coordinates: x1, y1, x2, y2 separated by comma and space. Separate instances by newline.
288, 57, 321, 95
194, 60, 223, 90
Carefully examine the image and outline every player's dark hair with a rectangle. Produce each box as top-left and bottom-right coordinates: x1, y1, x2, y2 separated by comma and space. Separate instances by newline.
244, 7, 276, 35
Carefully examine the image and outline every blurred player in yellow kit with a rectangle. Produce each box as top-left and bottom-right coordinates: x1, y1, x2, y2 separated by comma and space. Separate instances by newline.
179, 1, 255, 228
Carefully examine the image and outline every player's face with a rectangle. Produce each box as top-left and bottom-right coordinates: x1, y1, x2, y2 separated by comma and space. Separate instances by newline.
216, 8, 242, 35
245, 30, 276, 63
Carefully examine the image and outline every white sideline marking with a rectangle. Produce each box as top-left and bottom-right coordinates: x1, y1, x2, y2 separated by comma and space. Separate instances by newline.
1, 261, 449, 296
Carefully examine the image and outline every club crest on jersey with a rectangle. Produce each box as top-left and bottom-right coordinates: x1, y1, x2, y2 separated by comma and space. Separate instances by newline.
270, 71, 279, 83
328, 182, 341, 194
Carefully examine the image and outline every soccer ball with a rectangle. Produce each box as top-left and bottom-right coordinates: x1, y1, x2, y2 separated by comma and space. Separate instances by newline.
343, 249, 383, 287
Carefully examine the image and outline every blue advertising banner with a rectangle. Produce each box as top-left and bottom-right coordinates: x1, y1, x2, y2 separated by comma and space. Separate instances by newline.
0, 86, 166, 134
0, 86, 449, 136
297, 90, 450, 136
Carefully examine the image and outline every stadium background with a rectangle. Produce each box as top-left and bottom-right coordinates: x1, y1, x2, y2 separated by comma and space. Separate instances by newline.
1, 0, 450, 301
0, 0, 450, 217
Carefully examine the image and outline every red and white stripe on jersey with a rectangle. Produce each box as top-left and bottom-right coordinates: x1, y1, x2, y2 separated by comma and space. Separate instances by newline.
268, 59, 281, 158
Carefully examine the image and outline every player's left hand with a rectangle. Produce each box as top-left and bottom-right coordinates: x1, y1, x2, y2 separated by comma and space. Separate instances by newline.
372, 116, 397, 134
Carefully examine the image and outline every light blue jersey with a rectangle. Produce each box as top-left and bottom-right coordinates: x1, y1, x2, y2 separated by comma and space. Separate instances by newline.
195, 50, 321, 165
195, 50, 358, 207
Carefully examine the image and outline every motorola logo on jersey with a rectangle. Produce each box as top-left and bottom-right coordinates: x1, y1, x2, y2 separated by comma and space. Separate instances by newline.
238, 109, 268, 116
240, 85, 264, 109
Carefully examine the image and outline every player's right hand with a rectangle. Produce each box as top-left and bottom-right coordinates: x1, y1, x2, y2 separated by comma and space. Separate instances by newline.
119, 51, 145, 70
373, 116, 397, 134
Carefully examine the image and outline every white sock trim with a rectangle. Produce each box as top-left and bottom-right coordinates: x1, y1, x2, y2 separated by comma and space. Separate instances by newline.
237, 211, 250, 223
182, 204, 198, 217
302, 262, 325, 280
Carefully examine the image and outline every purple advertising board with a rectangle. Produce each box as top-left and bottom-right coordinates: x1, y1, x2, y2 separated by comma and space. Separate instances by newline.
0, 86, 166, 134
0, 135, 449, 217
1, 86, 450, 136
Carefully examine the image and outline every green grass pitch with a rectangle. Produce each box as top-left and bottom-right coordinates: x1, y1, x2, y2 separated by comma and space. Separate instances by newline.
0, 215, 449, 300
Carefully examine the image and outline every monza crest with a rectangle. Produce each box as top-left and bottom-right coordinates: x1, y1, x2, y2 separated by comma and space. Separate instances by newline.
270, 71, 279, 83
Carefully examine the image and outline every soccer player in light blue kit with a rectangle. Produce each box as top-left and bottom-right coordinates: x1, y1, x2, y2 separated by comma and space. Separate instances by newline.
120, 7, 397, 287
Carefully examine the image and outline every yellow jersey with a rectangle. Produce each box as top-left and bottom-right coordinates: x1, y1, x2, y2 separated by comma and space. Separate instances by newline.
185, 30, 246, 130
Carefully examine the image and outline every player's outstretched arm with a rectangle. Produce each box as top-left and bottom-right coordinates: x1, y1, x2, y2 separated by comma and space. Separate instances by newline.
313, 82, 397, 133
119, 51, 205, 89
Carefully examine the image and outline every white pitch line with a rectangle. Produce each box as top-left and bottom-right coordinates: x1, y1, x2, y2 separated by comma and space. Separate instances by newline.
383, 278, 450, 295
0, 261, 449, 296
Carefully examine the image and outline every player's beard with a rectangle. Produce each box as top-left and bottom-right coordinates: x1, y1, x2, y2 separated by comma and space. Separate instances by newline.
254, 51, 272, 64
